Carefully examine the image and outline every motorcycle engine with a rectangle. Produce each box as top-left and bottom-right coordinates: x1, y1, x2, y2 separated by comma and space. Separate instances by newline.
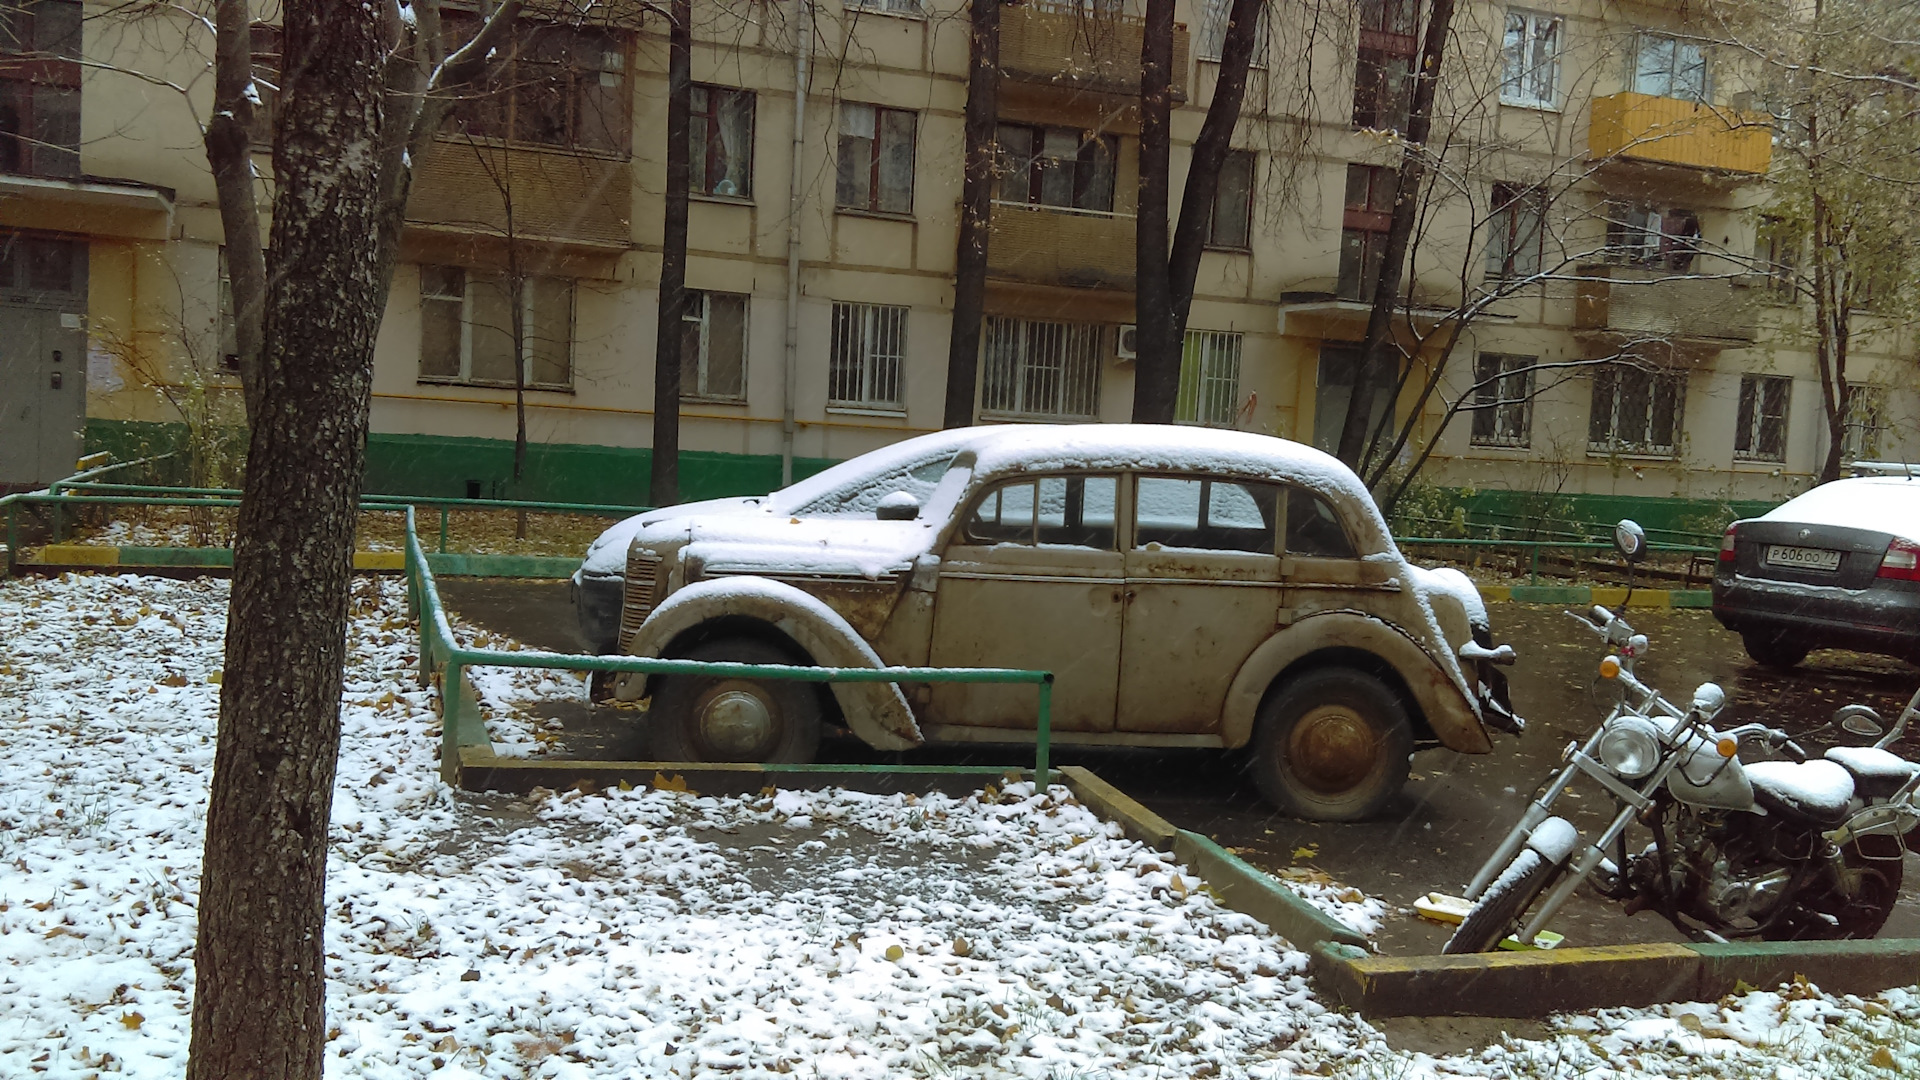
1668, 812, 1796, 926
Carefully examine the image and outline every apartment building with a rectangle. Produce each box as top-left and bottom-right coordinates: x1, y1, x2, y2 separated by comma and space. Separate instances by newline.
3, 0, 1913, 520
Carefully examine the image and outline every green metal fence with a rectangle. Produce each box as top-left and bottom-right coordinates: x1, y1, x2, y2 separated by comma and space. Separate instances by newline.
1394, 536, 1718, 586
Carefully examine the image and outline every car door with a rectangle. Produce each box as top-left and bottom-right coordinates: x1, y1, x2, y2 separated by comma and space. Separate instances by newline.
927, 473, 1124, 733
1117, 475, 1287, 734
1280, 484, 1381, 618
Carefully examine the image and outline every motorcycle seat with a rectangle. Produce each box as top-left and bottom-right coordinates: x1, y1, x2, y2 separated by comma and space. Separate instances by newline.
1825, 746, 1920, 801
1745, 759, 1855, 828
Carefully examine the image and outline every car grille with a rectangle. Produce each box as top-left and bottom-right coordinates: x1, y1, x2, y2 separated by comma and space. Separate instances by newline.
616, 550, 661, 652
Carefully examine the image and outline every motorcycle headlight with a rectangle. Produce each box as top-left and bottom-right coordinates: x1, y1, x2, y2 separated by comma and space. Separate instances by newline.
1596, 715, 1663, 780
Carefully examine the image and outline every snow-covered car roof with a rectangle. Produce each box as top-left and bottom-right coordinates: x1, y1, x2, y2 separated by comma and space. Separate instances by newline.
1761, 476, 1920, 541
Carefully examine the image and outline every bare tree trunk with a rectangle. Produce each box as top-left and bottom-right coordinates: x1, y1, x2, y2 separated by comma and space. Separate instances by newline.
943, 0, 1001, 429
651, 0, 692, 505
1806, 103, 1853, 484
1336, 0, 1457, 472
1131, 0, 1177, 423
205, 0, 266, 424
187, 3, 387, 1076
1164, 0, 1262, 343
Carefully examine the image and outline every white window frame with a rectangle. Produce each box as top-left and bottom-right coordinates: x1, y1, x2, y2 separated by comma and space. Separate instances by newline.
828, 301, 907, 411
1176, 330, 1244, 427
1196, 0, 1269, 67
980, 316, 1102, 420
1469, 352, 1535, 448
847, 0, 923, 15
1842, 385, 1888, 462
1733, 373, 1791, 463
682, 289, 748, 402
1500, 10, 1561, 108
1633, 33, 1709, 103
417, 265, 574, 390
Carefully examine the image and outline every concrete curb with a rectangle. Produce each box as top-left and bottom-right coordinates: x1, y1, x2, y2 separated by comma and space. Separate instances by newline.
20, 545, 573, 577
1479, 584, 1713, 609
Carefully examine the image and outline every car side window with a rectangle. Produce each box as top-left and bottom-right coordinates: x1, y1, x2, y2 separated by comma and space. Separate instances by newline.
1134, 476, 1278, 554
965, 475, 1118, 549
1286, 487, 1356, 558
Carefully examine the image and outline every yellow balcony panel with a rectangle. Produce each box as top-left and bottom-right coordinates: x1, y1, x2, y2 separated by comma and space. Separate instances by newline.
986, 201, 1136, 291
1588, 93, 1771, 174
999, 3, 1188, 98
407, 142, 633, 248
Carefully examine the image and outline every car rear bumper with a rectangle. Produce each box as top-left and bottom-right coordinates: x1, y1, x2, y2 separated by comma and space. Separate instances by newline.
1712, 573, 1920, 656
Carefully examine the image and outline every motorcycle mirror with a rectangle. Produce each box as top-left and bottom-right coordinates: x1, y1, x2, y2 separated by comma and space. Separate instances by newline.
1834, 704, 1886, 739
1612, 519, 1648, 563
1691, 682, 1726, 718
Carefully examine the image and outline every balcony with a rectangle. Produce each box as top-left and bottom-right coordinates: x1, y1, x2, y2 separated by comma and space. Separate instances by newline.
1574, 265, 1758, 346
406, 142, 632, 251
1587, 93, 1771, 175
999, 3, 1189, 98
987, 201, 1136, 290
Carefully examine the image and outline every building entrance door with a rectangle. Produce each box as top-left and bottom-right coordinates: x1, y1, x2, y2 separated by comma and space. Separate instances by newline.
0, 305, 86, 487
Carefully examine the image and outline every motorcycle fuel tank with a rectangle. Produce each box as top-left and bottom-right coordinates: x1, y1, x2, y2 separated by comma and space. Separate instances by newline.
1666, 732, 1756, 810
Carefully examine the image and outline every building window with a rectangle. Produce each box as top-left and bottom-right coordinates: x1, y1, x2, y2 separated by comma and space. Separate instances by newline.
837, 103, 915, 215
1756, 216, 1800, 303
688, 85, 754, 198
1470, 353, 1534, 448
980, 317, 1102, 419
1734, 374, 1789, 462
1633, 33, 1708, 102
1312, 343, 1396, 453
1353, 0, 1417, 132
995, 124, 1117, 213
1843, 385, 1888, 462
1196, 0, 1268, 65
1338, 164, 1396, 301
443, 17, 631, 155
681, 290, 748, 400
0, 0, 80, 178
1207, 150, 1255, 250
829, 302, 907, 410
847, 0, 923, 14
1588, 363, 1684, 457
246, 23, 283, 149
1485, 183, 1544, 281
418, 265, 574, 389
217, 250, 240, 372
1500, 10, 1560, 108
1606, 203, 1700, 272
1176, 330, 1244, 427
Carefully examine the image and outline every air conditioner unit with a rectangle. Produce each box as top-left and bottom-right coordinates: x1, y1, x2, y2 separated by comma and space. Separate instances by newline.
1115, 323, 1138, 362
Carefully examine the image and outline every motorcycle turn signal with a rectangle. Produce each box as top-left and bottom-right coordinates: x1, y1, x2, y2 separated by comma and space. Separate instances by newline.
1600, 656, 1621, 679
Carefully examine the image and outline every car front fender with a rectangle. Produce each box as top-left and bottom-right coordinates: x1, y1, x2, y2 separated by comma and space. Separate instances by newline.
1221, 610, 1492, 754
615, 576, 923, 751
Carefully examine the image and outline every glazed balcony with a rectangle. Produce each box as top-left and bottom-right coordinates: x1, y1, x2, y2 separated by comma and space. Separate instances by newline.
1574, 265, 1759, 345
1587, 92, 1772, 175
987, 201, 1136, 290
999, 3, 1189, 98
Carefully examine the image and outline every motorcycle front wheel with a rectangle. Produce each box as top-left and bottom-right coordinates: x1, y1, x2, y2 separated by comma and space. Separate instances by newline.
1443, 849, 1559, 954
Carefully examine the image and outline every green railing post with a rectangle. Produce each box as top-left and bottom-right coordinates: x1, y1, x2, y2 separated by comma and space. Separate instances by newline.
438, 507, 449, 554
440, 658, 464, 784
1529, 544, 1539, 585
1035, 675, 1053, 792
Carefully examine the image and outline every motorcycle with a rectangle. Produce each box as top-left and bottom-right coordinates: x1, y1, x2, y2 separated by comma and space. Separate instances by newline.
1444, 520, 1920, 953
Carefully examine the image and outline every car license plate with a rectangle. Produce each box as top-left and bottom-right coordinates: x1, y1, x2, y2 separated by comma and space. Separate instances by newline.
1766, 544, 1841, 572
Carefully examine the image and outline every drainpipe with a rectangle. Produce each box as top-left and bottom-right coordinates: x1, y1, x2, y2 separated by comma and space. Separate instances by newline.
782, 0, 811, 486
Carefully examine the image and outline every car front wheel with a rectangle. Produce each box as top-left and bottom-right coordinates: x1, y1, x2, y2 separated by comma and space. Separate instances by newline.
1741, 631, 1810, 670
1249, 666, 1413, 822
650, 637, 822, 763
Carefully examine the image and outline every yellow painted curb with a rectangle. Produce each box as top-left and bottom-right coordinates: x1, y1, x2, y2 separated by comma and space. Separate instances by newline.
352, 551, 406, 571
1478, 585, 1512, 603
35, 544, 120, 566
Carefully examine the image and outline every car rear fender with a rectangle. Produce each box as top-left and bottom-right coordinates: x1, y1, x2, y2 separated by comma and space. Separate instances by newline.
614, 576, 923, 751
1222, 610, 1493, 753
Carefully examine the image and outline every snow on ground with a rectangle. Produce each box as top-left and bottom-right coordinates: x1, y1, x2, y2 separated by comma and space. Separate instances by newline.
3, 572, 1918, 1079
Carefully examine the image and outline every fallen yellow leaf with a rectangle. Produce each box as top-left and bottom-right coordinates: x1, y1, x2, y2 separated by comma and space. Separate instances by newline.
121, 1012, 144, 1030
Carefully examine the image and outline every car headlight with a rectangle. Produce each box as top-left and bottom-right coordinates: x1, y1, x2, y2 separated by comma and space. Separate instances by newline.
1596, 714, 1663, 780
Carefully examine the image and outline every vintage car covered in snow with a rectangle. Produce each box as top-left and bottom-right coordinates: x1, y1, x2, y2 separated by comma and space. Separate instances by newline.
576, 426, 1520, 820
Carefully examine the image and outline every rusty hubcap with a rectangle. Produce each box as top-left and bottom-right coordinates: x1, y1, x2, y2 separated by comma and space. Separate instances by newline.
698, 686, 774, 758
1288, 704, 1378, 793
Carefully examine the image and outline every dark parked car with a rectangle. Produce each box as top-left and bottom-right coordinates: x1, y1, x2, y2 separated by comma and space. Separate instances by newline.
1712, 473, 1920, 668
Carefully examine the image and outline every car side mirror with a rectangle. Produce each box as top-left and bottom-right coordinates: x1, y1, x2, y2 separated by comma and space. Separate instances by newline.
876, 490, 921, 521
1613, 519, 1647, 563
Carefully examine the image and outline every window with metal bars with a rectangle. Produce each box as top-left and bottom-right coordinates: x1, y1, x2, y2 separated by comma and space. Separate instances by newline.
1469, 352, 1534, 448
980, 317, 1102, 419
1588, 363, 1685, 457
828, 302, 907, 409
1734, 374, 1789, 462
1176, 330, 1243, 427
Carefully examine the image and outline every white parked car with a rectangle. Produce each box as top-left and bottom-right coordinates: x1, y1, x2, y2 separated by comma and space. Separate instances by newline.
574, 426, 1520, 820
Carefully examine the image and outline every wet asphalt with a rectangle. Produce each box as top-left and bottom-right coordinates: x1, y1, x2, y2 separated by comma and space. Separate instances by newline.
436, 579, 1920, 957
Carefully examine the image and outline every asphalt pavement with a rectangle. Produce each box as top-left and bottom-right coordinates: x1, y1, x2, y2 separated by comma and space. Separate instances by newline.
437, 580, 1920, 957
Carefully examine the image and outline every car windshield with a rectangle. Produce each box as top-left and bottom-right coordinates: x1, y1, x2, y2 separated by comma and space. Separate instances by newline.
775, 443, 972, 517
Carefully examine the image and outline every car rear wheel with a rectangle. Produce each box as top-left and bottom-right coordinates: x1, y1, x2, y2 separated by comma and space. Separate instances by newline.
1742, 632, 1810, 670
650, 637, 822, 764
1249, 667, 1413, 822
